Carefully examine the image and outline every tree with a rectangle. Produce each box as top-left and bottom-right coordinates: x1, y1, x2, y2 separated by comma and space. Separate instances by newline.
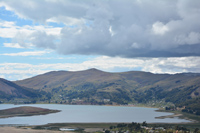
105, 130, 110, 133
194, 128, 199, 133
194, 92, 199, 96
136, 123, 141, 130
142, 121, 147, 126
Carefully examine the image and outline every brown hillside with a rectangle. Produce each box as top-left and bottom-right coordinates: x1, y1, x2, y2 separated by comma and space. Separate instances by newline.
15, 68, 120, 90
0, 78, 39, 99
15, 68, 200, 98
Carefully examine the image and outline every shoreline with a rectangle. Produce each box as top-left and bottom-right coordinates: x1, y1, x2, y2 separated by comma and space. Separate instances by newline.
0, 104, 199, 124
0, 119, 198, 128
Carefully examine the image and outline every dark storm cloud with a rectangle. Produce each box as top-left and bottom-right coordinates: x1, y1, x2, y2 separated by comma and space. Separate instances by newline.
2, 0, 200, 57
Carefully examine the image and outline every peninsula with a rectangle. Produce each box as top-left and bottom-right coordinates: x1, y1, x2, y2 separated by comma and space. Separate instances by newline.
0, 106, 60, 118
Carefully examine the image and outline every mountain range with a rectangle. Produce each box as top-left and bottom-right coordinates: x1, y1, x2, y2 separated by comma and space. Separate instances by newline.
0, 68, 200, 115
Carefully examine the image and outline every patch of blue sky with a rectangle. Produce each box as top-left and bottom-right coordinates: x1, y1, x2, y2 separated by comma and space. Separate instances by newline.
1, 6, 66, 28
0, 37, 11, 44
0, 47, 20, 54
0, 52, 94, 65
85, 20, 93, 27
0, 55, 29, 63
0, 6, 15, 21
63, 54, 98, 63
53, 39, 61, 44
15, 17, 38, 27
30, 54, 98, 64
47, 22, 65, 28
0, 53, 54, 64
133, 67, 143, 71
0, 6, 34, 26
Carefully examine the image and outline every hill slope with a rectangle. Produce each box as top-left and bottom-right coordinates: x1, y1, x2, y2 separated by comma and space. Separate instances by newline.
15, 68, 120, 90
15, 69, 200, 104
0, 78, 40, 100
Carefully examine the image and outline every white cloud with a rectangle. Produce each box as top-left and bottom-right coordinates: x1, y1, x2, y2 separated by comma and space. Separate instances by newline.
0, 75, 5, 79
0, 20, 62, 39
0, 20, 15, 27
0, 20, 62, 48
152, 21, 169, 35
1, 0, 200, 57
0, 51, 50, 56
3, 43, 24, 48
0, 26, 18, 38
47, 16, 85, 26
109, 26, 115, 36
0, 56, 200, 80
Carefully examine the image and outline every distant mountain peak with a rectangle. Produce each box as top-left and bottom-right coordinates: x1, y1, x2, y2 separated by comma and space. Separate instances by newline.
87, 68, 101, 71
85, 68, 106, 73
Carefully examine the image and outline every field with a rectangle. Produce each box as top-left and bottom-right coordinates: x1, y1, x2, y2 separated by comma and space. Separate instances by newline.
16, 122, 200, 133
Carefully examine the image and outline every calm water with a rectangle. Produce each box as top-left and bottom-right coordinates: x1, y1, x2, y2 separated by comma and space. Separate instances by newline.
0, 104, 190, 125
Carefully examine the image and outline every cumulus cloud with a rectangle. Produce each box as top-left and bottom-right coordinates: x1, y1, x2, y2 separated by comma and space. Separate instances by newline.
3, 43, 24, 48
1, 0, 200, 57
0, 51, 50, 56
1, 56, 200, 80
0, 19, 61, 43
152, 21, 169, 35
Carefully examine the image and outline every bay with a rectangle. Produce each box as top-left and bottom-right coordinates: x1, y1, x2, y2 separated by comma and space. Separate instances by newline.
0, 104, 190, 125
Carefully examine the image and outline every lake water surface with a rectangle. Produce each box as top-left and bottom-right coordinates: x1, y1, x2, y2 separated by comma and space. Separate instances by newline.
0, 104, 190, 125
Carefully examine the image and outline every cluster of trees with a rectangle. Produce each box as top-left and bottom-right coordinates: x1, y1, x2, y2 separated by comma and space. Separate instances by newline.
133, 85, 200, 116
105, 122, 200, 133
174, 126, 190, 132
164, 97, 200, 116
105, 122, 148, 133
165, 106, 176, 111
177, 97, 200, 115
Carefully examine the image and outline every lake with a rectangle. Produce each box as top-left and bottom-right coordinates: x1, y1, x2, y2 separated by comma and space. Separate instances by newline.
0, 104, 190, 125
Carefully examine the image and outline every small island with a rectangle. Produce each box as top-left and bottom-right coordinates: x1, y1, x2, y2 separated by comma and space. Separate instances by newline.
0, 106, 60, 118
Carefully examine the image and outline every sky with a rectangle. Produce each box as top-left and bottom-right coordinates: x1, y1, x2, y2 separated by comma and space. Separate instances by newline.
0, 0, 200, 81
